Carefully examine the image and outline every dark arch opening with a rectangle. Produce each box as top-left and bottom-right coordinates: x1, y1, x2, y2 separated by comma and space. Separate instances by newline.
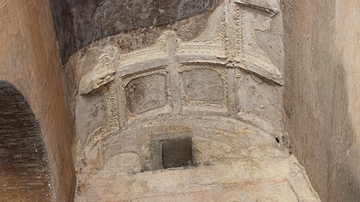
0, 81, 54, 201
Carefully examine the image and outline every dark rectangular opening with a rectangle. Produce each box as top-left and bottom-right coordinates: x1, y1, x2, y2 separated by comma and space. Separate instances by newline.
161, 137, 193, 169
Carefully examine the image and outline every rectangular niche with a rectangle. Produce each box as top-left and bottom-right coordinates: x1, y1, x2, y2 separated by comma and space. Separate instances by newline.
121, 67, 172, 120
146, 133, 195, 171
162, 138, 193, 169
179, 63, 229, 114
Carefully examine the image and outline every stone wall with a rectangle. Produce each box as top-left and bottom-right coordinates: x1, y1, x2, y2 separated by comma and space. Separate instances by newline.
3, 0, 359, 201
282, 0, 360, 201
50, 0, 222, 62
70, 0, 285, 169
67, 1, 320, 201
0, 0, 76, 201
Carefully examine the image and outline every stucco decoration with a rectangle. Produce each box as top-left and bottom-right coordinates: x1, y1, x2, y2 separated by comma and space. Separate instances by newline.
121, 67, 172, 120
79, 54, 116, 95
77, 53, 120, 172
69, 1, 319, 201
182, 67, 225, 102
74, 0, 286, 174
179, 64, 229, 114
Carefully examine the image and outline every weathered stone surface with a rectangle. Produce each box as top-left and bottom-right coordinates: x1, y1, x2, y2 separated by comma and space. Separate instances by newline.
282, 0, 360, 201
9, 0, 360, 201
67, 0, 321, 201
76, 91, 107, 144
72, 115, 320, 201
50, 0, 221, 62
259, 181, 298, 202
125, 74, 167, 114
4, 0, 360, 201
75, 136, 319, 201
102, 153, 142, 174
182, 68, 224, 102
237, 71, 283, 135
129, 188, 217, 202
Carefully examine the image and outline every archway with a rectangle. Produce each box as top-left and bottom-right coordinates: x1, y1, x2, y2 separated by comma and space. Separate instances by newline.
0, 81, 54, 201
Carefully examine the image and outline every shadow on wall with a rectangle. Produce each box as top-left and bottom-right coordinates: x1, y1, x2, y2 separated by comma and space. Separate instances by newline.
325, 63, 360, 202
281, 0, 360, 201
0, 81, 55, 202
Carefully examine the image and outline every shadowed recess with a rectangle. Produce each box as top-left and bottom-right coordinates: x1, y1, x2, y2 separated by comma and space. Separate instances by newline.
0, 81, 54, 202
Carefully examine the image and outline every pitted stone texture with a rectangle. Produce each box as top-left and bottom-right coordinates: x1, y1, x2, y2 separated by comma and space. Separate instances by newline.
236, 70, 283, 135
182, 68, 224, 102
76, 91, 107, 144
125, 74, 167, 114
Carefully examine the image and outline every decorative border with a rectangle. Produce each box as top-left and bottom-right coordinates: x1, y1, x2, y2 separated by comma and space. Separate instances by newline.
119, 34, 167, 65
121, 66, 172, 122
179, 63, 229, 114
74, 0, 286, 173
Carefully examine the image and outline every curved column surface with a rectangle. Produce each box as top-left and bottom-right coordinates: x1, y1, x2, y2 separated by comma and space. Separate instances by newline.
67, 1, 320, 201
50, 0, 222, 62
0, 81, 54, 201
0, 1, 76, 201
